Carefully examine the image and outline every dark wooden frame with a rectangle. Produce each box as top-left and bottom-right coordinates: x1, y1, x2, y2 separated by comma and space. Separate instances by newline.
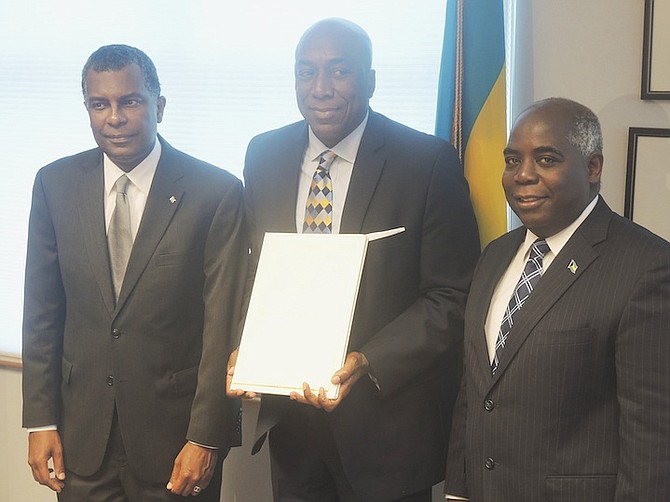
642, 0, 670, 99
625, 128, 670, 241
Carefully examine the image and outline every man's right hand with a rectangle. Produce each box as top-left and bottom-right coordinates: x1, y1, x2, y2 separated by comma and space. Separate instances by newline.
28, 430, 66, 492
226, 347, 258, 399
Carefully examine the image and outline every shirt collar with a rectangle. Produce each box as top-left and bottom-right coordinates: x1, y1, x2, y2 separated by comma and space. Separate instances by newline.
306, 111, 369, 165
104, 138, 162, 196
522, 194, 600, 257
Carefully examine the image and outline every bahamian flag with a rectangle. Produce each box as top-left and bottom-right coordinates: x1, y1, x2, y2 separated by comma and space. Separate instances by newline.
435, 0, 507, 247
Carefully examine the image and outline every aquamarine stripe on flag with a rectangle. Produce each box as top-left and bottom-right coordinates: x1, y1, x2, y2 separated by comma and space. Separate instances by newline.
435, 0, 508, 247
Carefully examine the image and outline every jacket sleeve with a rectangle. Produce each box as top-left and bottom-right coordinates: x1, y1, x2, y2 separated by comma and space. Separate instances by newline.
360, 142, 480, 395
186, 178, 248, 449
614, 247, 670, 499
22, 169, 66, 428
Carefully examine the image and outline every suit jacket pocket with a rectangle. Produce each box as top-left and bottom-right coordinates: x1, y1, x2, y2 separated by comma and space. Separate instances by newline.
155, 249, 199, 267
533, 327, 594, 345
144, 249, 202, 296
546, 474, 616, 501
170, 365, 199, 397
61, 357, 73, 384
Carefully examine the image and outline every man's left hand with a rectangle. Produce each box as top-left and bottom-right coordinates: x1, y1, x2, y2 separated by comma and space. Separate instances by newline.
166, 442, 217, 497
290, 352, 370, 412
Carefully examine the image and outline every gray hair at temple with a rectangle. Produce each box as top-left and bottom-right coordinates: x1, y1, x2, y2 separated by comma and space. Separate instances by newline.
530, 97, 603, 158
81, 44, 161, 98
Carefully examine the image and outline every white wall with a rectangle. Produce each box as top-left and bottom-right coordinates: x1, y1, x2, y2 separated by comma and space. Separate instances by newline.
0, 367, 54, 501
4, 2, 670, 501
512, 0, 670, 214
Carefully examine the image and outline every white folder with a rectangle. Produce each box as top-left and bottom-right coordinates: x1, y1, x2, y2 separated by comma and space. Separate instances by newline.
231, 227, 404, 399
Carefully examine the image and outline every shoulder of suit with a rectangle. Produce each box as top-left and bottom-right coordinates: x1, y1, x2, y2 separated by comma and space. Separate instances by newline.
247, 120, 306, 149
160, 139, 240, 187
482, 226, 524, 256
369, 111, 452, 149
605, 210, 670, 253
37, 146, 102, 179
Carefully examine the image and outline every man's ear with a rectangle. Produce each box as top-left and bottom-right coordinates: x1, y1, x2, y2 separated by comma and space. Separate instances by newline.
156, 95, 167, 123
587, 152, 603, 184
367, 69, 376, 99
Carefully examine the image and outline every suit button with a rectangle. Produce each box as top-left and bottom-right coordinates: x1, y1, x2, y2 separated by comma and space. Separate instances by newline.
485, 457, 495, 470
112, 329, 120, 339
107, 375, 114, 386
484, 399, 495, 411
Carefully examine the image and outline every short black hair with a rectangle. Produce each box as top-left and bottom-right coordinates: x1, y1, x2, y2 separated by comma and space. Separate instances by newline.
81, 44, 161, 97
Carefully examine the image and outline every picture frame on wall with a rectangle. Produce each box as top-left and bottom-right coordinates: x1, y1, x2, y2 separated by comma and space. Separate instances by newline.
625, 127, 670, 241
642, 0, 670, 99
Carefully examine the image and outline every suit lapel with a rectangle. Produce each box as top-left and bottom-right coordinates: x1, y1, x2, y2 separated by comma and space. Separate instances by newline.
276, 124, 308, 233
77, 152, 116, 315
340, 112, 385, 234
115, 140, 184, 311
489, 199, 612, 386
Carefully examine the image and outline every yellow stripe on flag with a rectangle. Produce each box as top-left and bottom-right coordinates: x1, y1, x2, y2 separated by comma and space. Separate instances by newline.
463, 67, 507, 247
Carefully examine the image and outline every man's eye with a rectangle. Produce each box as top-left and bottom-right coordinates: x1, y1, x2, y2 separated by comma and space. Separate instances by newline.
90, 102, 106, 110
504, 157, 519, 167
124, 99, 140, 107
537, 157, 556, 166
297, 69, 314, 79
332, 68, 350, 78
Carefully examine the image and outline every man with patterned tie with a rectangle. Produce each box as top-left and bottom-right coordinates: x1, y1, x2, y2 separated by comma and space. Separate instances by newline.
229, 18, 480, 502
22, 44, 247, 501
445, 97, 670, 501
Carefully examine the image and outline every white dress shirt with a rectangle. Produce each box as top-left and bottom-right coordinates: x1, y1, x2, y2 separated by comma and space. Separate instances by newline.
484, 195, 599, 361
104, 139, 161, 239
294, 112, 369, 234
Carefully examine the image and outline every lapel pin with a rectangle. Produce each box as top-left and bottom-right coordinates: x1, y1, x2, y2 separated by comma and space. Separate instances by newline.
169, 196, 177, 204
567, 259, 578, 274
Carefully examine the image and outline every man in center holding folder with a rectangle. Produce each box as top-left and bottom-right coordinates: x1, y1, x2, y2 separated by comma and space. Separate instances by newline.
233, 18, 480, 501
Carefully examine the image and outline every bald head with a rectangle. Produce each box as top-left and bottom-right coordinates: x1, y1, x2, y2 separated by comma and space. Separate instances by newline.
294, 18, 376, 147
296, 18, 373, 70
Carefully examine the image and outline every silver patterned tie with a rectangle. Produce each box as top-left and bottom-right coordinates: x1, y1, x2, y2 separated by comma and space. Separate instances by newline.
108, 175, 133, 301
303, 151, 337, 234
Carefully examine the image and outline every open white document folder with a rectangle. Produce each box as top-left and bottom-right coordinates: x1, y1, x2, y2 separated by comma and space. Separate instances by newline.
231, 227, 405, 399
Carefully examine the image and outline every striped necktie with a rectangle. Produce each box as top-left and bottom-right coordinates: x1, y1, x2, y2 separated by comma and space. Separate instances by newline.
491, 239, 550, 374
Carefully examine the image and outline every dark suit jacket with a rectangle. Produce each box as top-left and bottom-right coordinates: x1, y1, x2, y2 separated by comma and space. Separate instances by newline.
445, 197, 670, 501
22, 137, 247, 483
243, 111, 480, 501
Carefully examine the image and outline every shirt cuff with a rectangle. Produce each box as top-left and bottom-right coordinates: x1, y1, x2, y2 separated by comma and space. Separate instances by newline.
188, 440, 218, 450
26, 425, 58, 433
445, 495, 469, 500
367, 371, 381, 391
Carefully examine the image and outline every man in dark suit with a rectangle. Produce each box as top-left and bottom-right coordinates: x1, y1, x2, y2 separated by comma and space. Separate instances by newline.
22, 45, 246, 501
445, 97, 670, 501
229, 18, 480, 502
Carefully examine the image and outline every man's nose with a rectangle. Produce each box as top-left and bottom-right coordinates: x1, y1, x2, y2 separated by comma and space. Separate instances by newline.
106, 105, 127, 126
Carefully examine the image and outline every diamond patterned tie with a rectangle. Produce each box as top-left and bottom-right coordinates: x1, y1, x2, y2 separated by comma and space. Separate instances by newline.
108, 174, 133, 301
491, 239, 550, 374
303, 150, 337, 234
